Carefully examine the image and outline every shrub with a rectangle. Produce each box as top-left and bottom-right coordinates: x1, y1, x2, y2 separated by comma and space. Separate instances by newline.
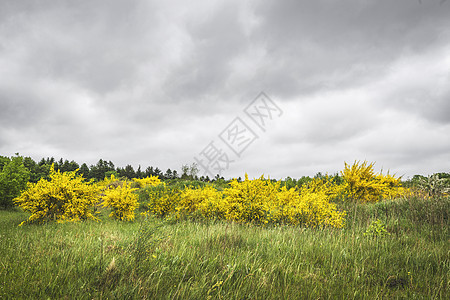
14, 165, 101, 225
364, 219, 390, 238
101, 179, 139, 221
144, 184, 181, 217
341, 161, 407, 203
416, 174, 450, 198
223, 175, 279, 224
296, 179, 346, 228
132, 176, 162, 188
0, 155, 30, 209
223, 175, 345, 228
141, 174, 345, 228
177, 185, 227, 220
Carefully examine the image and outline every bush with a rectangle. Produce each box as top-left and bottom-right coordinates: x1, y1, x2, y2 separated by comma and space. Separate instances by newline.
132, 176, 162, 188
223, 175, 275, 224
14, 165, 101, 225
177, 185, 227, 220
101, 179, 139, 221
142, 174, 345, 228
144, 184, 181, 217
0, 155, 30, 209
341, 161, 407, 203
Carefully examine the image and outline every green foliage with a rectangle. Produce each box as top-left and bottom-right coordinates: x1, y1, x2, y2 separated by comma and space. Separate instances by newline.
0, 202, 448, 299
364, 219, 390, 238
416, 174, 450, 197
22, 156, 49, 182
180, 163, 199, 180
89, 159, 116, 181
0, 156, 11, 171
0, 155, 30, 208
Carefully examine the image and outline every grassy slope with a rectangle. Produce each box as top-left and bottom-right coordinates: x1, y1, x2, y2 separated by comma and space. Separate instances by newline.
0, 197, 448, 299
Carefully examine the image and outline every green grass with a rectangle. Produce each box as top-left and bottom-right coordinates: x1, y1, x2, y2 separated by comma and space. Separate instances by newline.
0, 196, 448, 299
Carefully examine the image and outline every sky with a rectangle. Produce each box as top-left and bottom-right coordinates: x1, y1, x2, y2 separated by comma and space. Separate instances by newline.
1, 0, 449, 180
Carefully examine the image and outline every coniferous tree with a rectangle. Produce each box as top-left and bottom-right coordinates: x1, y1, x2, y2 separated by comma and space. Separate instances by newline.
145, 166, 154, 177
165, 168, 173, 179
153, 167, 162, 178
79, 163, 90, 179
136, 165, 143, 179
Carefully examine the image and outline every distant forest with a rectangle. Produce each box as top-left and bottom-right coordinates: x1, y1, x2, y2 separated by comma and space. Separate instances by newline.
0, 155, 206, 183
1, 155, 449, 189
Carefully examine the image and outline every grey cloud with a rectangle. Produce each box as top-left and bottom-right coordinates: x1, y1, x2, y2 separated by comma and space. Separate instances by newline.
1, 0, 157, 95
162, 1, 249, 102
1, 0, 449, 178
249, 0, 450, 98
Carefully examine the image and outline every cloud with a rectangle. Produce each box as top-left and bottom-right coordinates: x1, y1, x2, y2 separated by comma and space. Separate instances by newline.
0, 0, 449, 178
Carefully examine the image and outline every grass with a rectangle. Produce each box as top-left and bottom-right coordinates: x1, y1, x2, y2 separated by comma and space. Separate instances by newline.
0, 196, 448, 299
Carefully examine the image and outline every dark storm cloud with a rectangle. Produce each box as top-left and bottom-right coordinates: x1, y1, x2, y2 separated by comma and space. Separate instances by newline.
163, 2, 245, 100
0, 0, 449, 177
0, 0, 157, 95
247, 0, 450, 98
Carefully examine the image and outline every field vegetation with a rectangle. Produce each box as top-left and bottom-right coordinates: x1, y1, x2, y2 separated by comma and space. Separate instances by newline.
0, 155, 448, 299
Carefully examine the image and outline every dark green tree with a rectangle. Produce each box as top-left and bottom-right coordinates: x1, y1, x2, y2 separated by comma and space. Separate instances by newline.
90, 159, 115, 181
79, 163, 90, 179
118, 165, 136, 179
0, 155, 30, 208
153, 167, 162, 178
0, 156, 10, 170
165, 168, 173, 179
145, 166, 154, 177
136, 165, 143, 179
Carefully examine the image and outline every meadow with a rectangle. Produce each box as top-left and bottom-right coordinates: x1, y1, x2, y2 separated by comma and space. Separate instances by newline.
1, 194, 448, 299
0, 158, 448, 299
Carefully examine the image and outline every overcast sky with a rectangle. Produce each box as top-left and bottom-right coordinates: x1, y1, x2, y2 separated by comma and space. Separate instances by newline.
1, 0, 449, 179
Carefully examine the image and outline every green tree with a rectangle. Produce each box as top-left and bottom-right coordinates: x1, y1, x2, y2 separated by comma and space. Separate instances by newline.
118, 164, 136, 179
153, 167, 162, 178
144, 166, 154, 177
165, 168, 173, 179
181, 163, 199, 180
79, 163, 90, 179
136, 165, 143, 179
90, 159, 115, 181
0, 156, 10, 170
0, 155, 30, 209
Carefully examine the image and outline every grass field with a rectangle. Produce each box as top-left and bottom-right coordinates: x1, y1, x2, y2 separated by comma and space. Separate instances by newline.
0, 196, 448, 299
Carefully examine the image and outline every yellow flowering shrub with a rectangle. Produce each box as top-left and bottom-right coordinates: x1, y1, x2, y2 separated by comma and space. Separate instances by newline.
375, 173, 409, 200
98, 174, 121, 189
14, 165, 101, 225
260, 178, 345, 228
223, 175, 345, 227
341, 161, 407, 203
101, 179, 139, 221
144, 183, 181, 217
296, 180, 346, 228
141, 174, 345, 228
132, 176, 161, 188
177, 185, 227, 219
223, 174, 279, 224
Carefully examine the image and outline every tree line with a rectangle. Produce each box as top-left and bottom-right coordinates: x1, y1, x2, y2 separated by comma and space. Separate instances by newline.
0, 154, 205, 183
